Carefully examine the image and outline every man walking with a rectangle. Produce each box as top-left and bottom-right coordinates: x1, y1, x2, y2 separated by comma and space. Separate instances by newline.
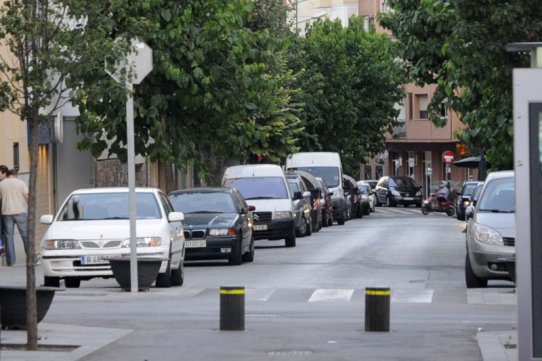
0, 166, 29, 266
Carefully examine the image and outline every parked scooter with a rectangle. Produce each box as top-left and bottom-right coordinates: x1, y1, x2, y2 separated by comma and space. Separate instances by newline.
421, 194, 455, 216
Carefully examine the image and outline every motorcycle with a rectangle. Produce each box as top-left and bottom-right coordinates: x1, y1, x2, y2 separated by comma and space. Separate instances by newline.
421, 194, 456, 216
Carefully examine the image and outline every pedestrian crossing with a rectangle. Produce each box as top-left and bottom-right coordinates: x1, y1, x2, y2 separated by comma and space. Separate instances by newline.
368, 206, 447, 217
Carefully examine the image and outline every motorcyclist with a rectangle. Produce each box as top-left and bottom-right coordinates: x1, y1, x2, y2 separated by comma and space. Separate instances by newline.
436, 181, 450, 204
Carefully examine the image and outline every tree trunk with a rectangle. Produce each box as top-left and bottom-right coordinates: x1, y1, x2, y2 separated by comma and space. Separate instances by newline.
158, 112, 176, 192
26, 118, 39, 350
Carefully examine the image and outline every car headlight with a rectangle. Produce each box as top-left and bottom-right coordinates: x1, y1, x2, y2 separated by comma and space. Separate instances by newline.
472, 223, 503, 246
463, 200, 470, 206
209, 228, 236, 236
42, 239, 80, 250
121, 237, 162, 248
274, 211, 292, 219
391, 189, 401, 196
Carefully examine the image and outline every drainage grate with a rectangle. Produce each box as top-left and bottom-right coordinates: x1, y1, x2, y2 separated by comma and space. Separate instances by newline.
267, 350, 313, 356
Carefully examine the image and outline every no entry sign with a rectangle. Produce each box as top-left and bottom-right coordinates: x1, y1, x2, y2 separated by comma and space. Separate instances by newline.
442, 151, 455, 163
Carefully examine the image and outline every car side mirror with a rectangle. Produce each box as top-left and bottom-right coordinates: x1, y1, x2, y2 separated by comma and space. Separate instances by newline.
303, 191, 311, 198
293, 191, 303, 200
40, 214, 54, 225
168, 211, 184, 222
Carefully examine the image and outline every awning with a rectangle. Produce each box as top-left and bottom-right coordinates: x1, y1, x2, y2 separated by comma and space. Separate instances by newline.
452, 156, 483, 168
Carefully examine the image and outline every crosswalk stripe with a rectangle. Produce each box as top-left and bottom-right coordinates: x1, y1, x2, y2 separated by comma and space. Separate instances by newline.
246, 288, 276, 301
308, 289, 354, 302
391, 289, 433, 303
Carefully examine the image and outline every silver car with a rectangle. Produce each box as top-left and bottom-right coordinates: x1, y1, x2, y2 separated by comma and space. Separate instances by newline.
465, 171, 515, 288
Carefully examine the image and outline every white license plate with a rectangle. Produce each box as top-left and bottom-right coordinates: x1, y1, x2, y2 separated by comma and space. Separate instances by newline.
404, 197, 413, 201
81, 255, 110, 265
185, 240, 207, 248
253, 224, 268, 231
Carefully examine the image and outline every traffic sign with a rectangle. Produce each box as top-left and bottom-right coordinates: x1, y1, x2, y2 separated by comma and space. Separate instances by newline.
442, 151, 455, 163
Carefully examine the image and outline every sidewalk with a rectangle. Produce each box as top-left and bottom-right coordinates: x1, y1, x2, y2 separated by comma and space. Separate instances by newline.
0, 264, 517, 361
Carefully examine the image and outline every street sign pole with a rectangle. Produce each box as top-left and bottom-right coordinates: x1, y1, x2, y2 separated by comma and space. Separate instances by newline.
105, 38, 153, 293
126, 82, 138, 293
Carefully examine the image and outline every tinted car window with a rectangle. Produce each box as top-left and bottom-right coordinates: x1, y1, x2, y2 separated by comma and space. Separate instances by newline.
462, 183, 479, 197
293, 167, 340, 188
288, 181, 300, 194
224, 177, 289, 200
170, 192, 236, 213
58, 192, 160, 220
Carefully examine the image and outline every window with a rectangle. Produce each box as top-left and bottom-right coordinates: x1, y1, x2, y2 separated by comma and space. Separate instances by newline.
13, 142, 19, 170
408, 93, 413, 120
364, 165, 372, 180
375, 165, 383, 180
380, 0, 390, 13
440, 104, 448, 118
417, 94, 429, 119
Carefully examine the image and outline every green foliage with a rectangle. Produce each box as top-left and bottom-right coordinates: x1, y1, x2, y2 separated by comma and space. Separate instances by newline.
380, 0, 542, 170
289, 17, 406, 175
76, 0, 302, 179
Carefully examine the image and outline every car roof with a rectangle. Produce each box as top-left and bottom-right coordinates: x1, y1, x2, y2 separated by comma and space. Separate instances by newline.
70, 187, 159, 194
169, 187, 231, 195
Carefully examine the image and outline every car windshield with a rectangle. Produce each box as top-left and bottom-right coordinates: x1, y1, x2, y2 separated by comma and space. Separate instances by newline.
224, 177, 289, 200
391, 177, 418, 188
463, 183, 479, 196
293, 167, 340, 188
58, 192, 161, 221
169, 192, 236, 213
287, 181, 300, 194
478, 178, 515, 213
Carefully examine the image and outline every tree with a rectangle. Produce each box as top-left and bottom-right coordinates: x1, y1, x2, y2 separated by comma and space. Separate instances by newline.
289, 17, 406, 175
380, 0, 542, 170
0, 0, 136, 349
75, 0, 303, 186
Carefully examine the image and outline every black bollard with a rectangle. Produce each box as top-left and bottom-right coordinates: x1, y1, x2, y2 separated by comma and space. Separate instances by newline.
220, 286, 245, 331
364, 287, 390, 332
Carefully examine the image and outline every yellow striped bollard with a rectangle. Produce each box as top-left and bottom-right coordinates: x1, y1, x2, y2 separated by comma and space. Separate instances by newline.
220, 286, 245, 331
364, 287, 390, 332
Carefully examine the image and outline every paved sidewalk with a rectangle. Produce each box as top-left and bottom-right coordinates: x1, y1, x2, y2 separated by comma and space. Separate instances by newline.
0, 264, 517, 361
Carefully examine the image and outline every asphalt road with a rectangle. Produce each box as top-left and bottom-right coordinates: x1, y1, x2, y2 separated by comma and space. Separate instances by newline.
38, 206, 516, 361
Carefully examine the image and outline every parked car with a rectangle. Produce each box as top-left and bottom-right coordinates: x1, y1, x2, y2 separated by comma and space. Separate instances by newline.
456, 181, 484, 220
287, 170, 323, 233
168, 188, 255, 265
222, 164, 296, 247
286, 152, 347, 225
343, 174, 363, 218
286, 174, 313, 237
316, 177, 333, 227
40, 187, 185, 288
357, 181, 376, 215
374, 176, 423, 207
465, 171, 515, 288
465, 182, 484, 223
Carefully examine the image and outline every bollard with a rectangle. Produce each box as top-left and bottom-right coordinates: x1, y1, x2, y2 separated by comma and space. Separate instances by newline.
364, 287, 390, 332
220, 286, 245, 331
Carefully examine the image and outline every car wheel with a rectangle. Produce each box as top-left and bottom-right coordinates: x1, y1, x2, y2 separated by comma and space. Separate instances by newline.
328, 217, 333, 227
156, 258, 172, 288
170, 261, 184, 286
465, 253, 488, 288
64, 277, 81, 288
296, 215, 308, 237
386, 196, 397, 207
306, 216, 312, 236
356, 204, 363, 218
229, 236, 243, 265
364, 204, 370, 216
242, 237, 255, 263
44, 276, 60, 287
285, 225, 296, 247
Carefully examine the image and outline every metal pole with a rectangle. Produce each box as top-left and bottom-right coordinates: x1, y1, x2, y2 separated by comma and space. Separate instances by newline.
220, 286, 245, 330
364, 287, 390, 332
126, 82, 139, 293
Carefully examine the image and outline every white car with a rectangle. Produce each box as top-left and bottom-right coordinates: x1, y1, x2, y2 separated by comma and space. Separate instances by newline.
40, 187, 185, 288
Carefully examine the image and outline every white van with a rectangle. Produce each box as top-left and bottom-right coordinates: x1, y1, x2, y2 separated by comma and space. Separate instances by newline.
285, 152, 347, 225
222, 164, 297, 247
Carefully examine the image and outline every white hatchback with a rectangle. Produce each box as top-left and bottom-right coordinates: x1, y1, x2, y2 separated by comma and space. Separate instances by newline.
40, 187, 185, 288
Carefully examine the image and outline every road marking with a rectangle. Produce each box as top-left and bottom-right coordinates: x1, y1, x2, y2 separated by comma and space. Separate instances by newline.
308, 289, 354, 302
246, 288, 276, 301
391, 289, 433, 303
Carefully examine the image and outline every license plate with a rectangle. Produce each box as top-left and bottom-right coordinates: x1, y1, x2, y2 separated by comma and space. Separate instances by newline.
253, 224, 268, 231
404, 197, 413, 201
81, 255, 110, 265
185, 240, 207, 248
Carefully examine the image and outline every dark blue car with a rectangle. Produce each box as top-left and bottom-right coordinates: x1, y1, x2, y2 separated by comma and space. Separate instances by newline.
168, 188, 255, 265
456, 181, 483, 220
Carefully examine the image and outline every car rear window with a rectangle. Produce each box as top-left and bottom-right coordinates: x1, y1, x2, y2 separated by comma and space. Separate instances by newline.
58, 192, 161, 221
224, 177, 289, 200
292, 167, 340, 188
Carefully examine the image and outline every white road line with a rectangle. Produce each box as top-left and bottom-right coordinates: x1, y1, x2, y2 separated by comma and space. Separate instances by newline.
391, 289, 433, 303
246, 288, 276, 301
308, 289, 354, 302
